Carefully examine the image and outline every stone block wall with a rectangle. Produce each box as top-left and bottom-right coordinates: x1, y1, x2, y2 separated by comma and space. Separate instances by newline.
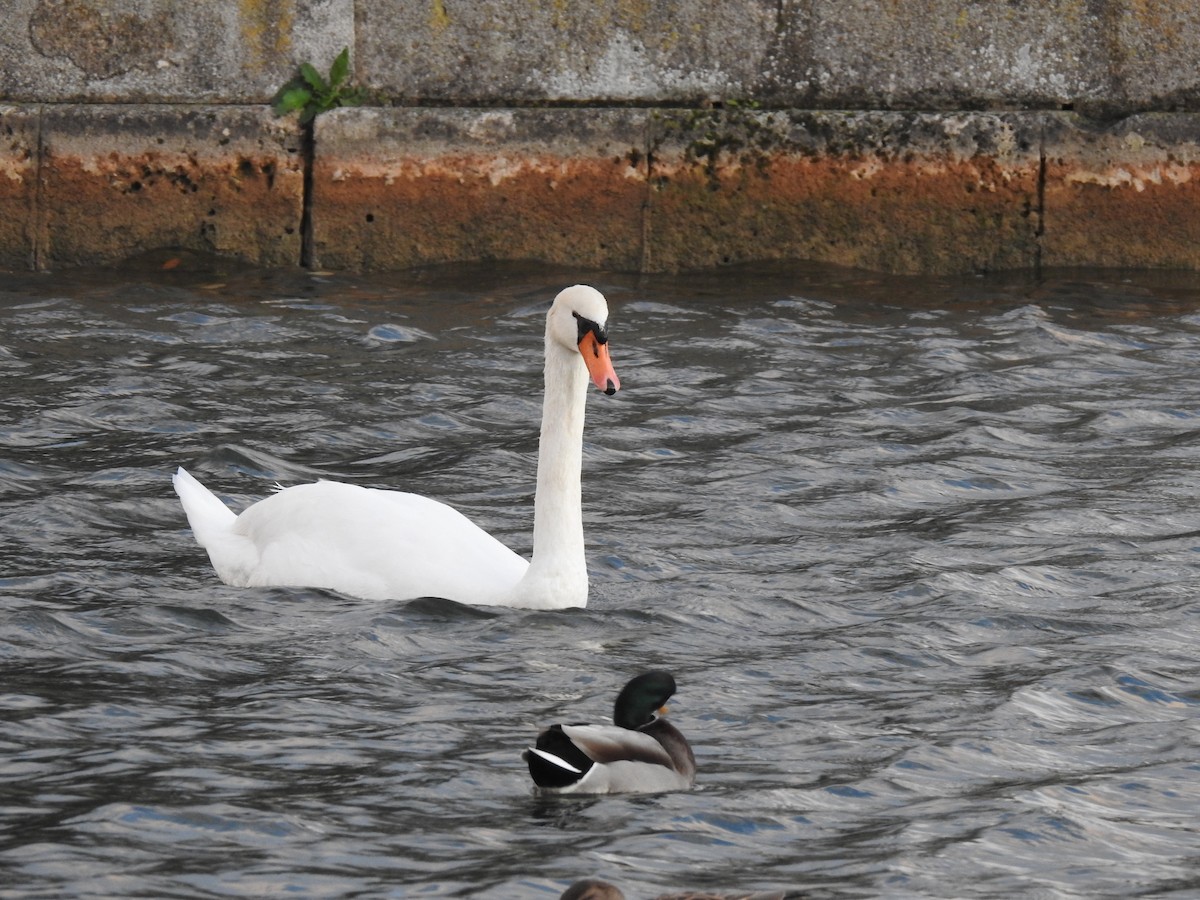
3, 1, 1200, 274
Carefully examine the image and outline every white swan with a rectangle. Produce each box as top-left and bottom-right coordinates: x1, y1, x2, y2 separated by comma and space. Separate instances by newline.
174, 284, 620, 610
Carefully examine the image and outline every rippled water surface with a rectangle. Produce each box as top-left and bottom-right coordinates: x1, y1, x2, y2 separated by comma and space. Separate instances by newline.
2, 256, 1199, 899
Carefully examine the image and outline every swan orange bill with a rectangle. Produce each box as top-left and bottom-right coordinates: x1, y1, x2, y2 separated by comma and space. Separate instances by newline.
579, 332, 620, 395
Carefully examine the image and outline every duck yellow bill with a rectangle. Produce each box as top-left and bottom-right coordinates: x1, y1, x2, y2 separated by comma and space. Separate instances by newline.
578, 332, 620, 395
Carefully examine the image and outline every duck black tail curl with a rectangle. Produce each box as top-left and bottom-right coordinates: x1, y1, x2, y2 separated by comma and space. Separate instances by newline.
523, 724, 594, 788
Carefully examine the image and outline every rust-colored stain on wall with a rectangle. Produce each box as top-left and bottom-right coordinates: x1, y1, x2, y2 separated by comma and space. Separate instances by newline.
311, 147, 1043, 275
1045, 171, 1200, 269
26, 107, 305, 269
647, 155, 1041, 274
39, 153, 303, 268
8, 106, 1200, 275
309, 109, 1048, 275
0, 111, 39, 270
312, 154, 648, 271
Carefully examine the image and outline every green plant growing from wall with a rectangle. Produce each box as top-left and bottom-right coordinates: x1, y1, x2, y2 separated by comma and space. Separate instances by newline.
273, 48, 366, 124
271, 47, 369, 269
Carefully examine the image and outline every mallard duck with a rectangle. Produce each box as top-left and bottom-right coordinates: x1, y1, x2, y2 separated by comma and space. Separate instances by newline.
524, 671, 696, 794
173, 285, 619, 610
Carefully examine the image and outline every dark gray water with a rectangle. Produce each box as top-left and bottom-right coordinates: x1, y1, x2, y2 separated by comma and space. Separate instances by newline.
2, 255, 1199, 899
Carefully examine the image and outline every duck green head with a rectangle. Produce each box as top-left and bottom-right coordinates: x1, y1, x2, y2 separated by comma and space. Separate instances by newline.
613, 670, 677, 730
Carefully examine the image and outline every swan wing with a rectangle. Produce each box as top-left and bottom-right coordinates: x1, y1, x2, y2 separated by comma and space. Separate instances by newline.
235, 481, 528, 603
180, 474, 528, 604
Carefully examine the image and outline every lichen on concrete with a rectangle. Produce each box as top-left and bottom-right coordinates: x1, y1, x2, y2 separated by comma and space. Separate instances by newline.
238, 0, 296, 73
1042, 112, 1200, 268
28, 0, 175, 79
0, 107, 39, 270
644, 109, 1043, 274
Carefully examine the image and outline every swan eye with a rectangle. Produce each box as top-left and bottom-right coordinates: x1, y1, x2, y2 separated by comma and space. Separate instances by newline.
572, 311, 608, 346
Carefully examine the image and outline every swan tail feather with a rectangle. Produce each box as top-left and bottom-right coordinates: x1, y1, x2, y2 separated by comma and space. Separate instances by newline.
173, 466, 237, 547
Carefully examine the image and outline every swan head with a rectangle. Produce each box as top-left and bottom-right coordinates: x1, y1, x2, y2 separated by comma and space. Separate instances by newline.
548, 285, 620, 396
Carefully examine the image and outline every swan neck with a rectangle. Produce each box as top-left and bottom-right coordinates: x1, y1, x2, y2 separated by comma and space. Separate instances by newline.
516, 336, 589, 606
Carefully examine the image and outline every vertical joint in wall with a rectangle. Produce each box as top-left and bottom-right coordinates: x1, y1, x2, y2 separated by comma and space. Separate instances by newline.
639, 131, 652, 275
299, 119, 315, 269
31, 105, 46, 271
1034, 118, 1047, 278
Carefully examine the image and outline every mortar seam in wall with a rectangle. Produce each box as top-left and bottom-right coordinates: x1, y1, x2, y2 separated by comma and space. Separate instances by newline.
299, 120, 315, 268
1035, 116, 1047, 278
639, 119, 653, 275
31, 105, 46, 271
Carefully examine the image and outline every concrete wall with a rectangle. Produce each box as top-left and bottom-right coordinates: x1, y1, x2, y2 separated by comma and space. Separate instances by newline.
6, 0, 1199, 110
4, 1, 1200, 274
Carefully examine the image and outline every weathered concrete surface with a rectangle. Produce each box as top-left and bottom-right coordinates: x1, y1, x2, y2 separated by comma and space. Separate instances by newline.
790, 0, 1107, 109
5, 3, 1200, 274
311, 108, 650, 271
312, 107, 1044, 275
360, 0, 1106, 108
358, 0, 780, 104
646, 110, 1043, 274
353, 0, 1199, 110
13, 102, 1200, 276
1109, 4, 1200, 108
1043, 113, 1200, 269
3, 2, 1200, 110
0, 107, 39, 270
15, 103, 1184, 277
0, 0, 353, 103
35, 106, 304, 268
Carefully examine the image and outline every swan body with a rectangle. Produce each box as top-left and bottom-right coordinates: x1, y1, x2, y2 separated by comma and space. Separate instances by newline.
524, 671, 696, 795
175, 285, 620, 610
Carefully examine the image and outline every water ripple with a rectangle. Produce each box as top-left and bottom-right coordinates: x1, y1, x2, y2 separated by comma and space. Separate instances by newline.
1, 262, 1199, 897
